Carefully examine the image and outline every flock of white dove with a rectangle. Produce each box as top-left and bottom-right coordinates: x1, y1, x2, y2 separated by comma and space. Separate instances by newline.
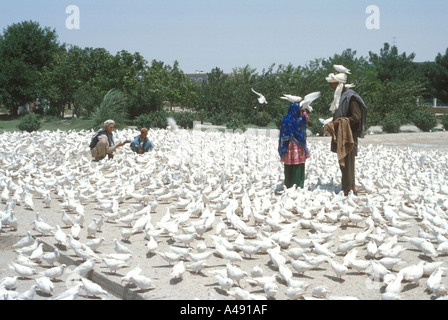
1, 125, 448, 300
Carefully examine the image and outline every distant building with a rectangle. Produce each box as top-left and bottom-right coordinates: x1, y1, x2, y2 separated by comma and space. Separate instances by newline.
188, 73, 208, 83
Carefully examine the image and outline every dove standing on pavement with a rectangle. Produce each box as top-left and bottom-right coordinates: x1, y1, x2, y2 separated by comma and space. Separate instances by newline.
382, 273, 403, 300
226, 263, 247, 287
35, 276, 54, 295
9, 263, 36, 279
16, 285, 38, 300
171, 260, 185, 280
0, 276, 18, 290
114, 239, 132, 254
131, 273, 154, 292
39, 264, 67, 281
12, 231, 34, 249
81, 278, 110, 298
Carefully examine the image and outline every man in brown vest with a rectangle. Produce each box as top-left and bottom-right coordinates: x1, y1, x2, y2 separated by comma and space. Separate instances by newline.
324, 66, 367, 196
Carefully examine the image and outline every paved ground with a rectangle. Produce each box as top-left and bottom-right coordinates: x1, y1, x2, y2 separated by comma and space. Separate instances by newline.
1, 128, 447, 301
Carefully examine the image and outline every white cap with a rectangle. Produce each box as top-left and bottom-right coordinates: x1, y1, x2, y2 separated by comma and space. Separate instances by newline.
104, 119, 115, 127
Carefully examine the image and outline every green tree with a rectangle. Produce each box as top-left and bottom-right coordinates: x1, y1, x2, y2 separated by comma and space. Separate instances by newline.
424, 49, 448, 104
369, 43, 418, 83
196, 67, 232, 124
0, 21, 62, 115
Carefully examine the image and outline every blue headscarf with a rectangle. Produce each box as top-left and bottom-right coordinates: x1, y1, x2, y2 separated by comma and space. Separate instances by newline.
278, 103, 309, 159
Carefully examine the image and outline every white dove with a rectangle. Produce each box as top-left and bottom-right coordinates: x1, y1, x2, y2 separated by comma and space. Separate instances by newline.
72, 258, 96, 277
32, 220, 54, 236
312, 241, 336, 257
121, 265, 142, 286
251, 88, 268, 104
54, 225, 68, 247
156, 250, 183, 266
226, 263, 247, 287
214, 273, 234, 291
285, 286, 306, 300
12, 231, 34, 249
102, 258, 128, 274
312, 285, 330, 299
86, 220, 98, 238
186, 259, 208, 275
85, 237, 105, 252
334, 64, 351, 74
9, 263, 36, 279
167, 117, 179, 132
41, 249, 61, 266
16, 285, 38, 300
35, 276, 54, 295
39, 264, 67, 280
81, 278, 109, 298
427, 268, 444, 293
171, 260, 185, 279
300, 91, 321, 112
319, 117, 333, 127
61, 210, 74, 228
281, 94, 302, 104
146, 236, 158, 253
264, 282, 278, 299
382, 273, 403, 300
347, 258, 370, 274
418, 239, 438, 258
131, 273, 154, 292
0, 276, 18, 290
291, 259, 313, 275
114, 239, 132, 254
327, 257, 348, 281
398, 261, 425, 286
51, 283, 83, 300
70, 223, 81, 239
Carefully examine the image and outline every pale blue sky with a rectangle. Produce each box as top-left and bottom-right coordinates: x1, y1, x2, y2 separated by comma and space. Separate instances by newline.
1, 0, 447, 73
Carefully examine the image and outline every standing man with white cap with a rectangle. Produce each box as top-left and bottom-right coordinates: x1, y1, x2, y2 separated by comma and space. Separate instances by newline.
89, 119, 126, 161
324, 65, 367, 196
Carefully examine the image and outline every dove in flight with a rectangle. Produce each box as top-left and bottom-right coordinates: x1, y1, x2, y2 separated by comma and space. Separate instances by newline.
251, 88, 268, 104
167, 117, 179, 132
300, 91, 321, 112
319, 117, 333, 126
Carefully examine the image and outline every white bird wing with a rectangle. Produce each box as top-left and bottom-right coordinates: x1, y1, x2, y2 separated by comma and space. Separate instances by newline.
300, 92, 321, 111
251, 88, 262, 97
251, 88, 267, 104
319, 117, 333, 126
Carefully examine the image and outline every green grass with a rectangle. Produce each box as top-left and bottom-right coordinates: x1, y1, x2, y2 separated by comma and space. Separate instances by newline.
0, 114, 94, 132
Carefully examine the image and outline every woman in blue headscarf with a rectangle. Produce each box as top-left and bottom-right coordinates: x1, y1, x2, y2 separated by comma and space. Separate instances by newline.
278, 102, 310, 189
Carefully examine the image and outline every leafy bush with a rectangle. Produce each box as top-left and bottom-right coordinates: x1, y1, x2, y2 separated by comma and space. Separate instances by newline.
412, 107, 437, 132
366, 111, 382, 129
91, 89, 129, 130
226, 116, 247, 132
17, 114, 41, 132
253, 111, 272, 127
381, 112, 403, 133
307, 116, 326, 135
169, 111, 197, 129
134, 110, 169, 129
441, 113, 448, 131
